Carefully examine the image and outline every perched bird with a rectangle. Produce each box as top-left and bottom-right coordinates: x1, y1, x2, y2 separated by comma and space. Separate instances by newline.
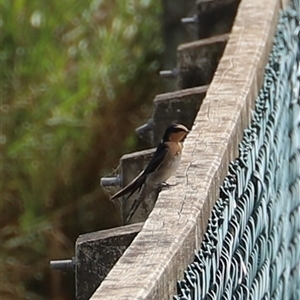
110, 123, 189, 223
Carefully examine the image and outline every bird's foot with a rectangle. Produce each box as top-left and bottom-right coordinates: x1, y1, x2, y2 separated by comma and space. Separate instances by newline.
160, 182, 178, 189
156, 182, 178, 194
160, 182, 169, 188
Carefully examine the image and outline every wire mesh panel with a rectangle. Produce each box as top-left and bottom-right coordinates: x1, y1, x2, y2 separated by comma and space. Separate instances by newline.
174, 1, 300, 299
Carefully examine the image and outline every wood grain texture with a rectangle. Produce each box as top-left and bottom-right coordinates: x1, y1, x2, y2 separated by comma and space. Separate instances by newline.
90, 0, 281, 299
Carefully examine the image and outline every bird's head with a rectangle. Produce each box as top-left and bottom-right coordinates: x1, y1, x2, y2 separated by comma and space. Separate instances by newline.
162, 123, 190, 143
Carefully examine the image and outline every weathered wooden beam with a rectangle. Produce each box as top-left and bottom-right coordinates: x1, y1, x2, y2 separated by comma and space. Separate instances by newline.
152, 86, 207, 145
101, 149, 157, 224
90, 0, 281, 299
118, 149, 156, 224
177, 34, 228, 89
75, 223, 143, 300
195, 0, 241, 38
136, 86, 208, 146
160, 35, 229, 90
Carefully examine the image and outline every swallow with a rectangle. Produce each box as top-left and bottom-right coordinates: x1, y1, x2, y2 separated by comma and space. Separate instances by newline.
110, 123, 189, 224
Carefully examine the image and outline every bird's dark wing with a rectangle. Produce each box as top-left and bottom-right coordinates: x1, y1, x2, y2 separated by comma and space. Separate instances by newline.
110, 143, 169, 201
143, 142, 169, 175
110, 171, 146, 201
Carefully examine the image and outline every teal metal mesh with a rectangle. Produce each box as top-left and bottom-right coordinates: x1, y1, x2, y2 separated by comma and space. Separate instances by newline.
174, 1, 300, 299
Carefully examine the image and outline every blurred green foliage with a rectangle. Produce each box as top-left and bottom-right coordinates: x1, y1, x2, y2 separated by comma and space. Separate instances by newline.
1, 0, 163, 299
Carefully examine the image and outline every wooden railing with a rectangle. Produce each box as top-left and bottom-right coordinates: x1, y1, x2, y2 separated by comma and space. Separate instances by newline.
51, 0, 291, 299
89, 0, 290, 299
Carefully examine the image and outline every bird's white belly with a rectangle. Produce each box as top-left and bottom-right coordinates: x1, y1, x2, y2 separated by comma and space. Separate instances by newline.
147, 154, 181, 186
163, 155, 181, 181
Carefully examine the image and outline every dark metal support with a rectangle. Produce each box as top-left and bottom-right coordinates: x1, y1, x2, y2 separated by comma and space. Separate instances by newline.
50, 257, 76, 272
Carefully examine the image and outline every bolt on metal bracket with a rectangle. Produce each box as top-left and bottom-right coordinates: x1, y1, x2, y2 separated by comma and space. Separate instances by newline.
50, 257, 76, 272
159, 68, 179, 79
100, 174, 121, 187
